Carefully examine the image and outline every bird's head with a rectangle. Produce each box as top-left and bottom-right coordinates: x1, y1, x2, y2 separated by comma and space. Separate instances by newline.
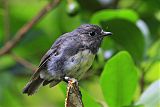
76, 24, 112, 39
74, 24, 112, 53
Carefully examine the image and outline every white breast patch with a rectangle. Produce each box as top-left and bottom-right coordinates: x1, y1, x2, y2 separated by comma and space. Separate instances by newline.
65, 49, 95, 80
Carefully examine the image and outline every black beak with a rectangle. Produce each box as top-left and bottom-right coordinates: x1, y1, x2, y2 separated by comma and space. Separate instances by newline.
101, 30, 112, 37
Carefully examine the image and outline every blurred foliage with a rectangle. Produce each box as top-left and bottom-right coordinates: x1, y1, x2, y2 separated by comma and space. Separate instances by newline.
100, 51, 138, 107
0, 0, 160, 107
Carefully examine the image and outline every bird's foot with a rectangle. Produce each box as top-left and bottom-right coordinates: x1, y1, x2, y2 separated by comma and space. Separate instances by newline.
63, 77, 78, 84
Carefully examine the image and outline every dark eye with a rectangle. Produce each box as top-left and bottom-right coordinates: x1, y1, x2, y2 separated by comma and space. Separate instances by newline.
89, 31, 96, 36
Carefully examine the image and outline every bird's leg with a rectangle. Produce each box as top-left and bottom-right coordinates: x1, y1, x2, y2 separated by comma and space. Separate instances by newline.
63, 77, 70, 83
63, 77, 78, 84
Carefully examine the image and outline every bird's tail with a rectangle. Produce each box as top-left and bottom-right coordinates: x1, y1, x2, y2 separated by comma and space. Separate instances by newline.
22, 76, 44, 95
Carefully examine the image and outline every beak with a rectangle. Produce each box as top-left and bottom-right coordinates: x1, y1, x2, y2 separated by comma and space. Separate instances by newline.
101, 30, 112, 37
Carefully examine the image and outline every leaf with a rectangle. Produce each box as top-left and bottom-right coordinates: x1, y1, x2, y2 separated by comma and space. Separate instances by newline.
124, 105, 144, 107
136, 80, 160, 107
145, 61, 160, 82
105, 19, 145, 62
81, 88, 101, 107
91, 9, 139, 24
147, 39, 160, 59
91, 9, 145, 62
80, 76, 105, 102
100, 51, 138, 107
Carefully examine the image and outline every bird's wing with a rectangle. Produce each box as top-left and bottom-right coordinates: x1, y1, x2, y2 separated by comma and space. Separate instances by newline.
30, 33, 84, 81
30, 35, 67, 80
39, 48, 57, 68
39, 34, 68, 68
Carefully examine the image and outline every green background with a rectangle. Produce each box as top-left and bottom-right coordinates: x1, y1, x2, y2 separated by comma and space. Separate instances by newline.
0, 0, 160, 107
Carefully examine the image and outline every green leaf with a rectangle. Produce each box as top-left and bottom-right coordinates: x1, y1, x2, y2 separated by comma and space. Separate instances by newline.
145, 61, 160, 82
136, 80, 160, 107
106, 19, 145, 62
100, 51, 138, 107
147, 39, 160, 59
91, 9, 145, 62
123, 105, 144, 107
59, 82, 67, 95
91, 9, 139, 24
81, 76, 105, 102
81, 88, 101, 107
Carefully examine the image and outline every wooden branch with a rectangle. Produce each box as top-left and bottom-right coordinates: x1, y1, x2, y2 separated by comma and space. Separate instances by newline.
11, 53, 37, 72
3, 0, 10, 42
65, 77, 84, 107
0, 0, 61, 56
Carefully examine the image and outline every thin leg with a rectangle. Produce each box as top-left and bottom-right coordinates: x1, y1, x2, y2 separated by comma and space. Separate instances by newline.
63, 76, 71, 83
63, 77, 78, 84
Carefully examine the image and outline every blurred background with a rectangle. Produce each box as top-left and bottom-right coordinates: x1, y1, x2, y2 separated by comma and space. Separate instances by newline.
0, 0, 160, 107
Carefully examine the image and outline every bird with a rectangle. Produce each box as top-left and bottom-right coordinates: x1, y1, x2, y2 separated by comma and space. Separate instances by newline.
23, 24, 112, 95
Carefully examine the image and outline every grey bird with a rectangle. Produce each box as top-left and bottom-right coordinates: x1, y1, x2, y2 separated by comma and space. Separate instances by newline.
23, 24, 112, 95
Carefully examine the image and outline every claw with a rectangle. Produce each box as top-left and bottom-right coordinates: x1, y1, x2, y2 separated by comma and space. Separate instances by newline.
63, 77, 77, 84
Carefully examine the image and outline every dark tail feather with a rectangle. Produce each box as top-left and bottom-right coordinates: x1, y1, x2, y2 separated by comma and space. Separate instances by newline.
23, 76, 44, 95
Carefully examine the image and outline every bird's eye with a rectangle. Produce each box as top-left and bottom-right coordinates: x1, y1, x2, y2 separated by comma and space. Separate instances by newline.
89, 31, 96, 36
